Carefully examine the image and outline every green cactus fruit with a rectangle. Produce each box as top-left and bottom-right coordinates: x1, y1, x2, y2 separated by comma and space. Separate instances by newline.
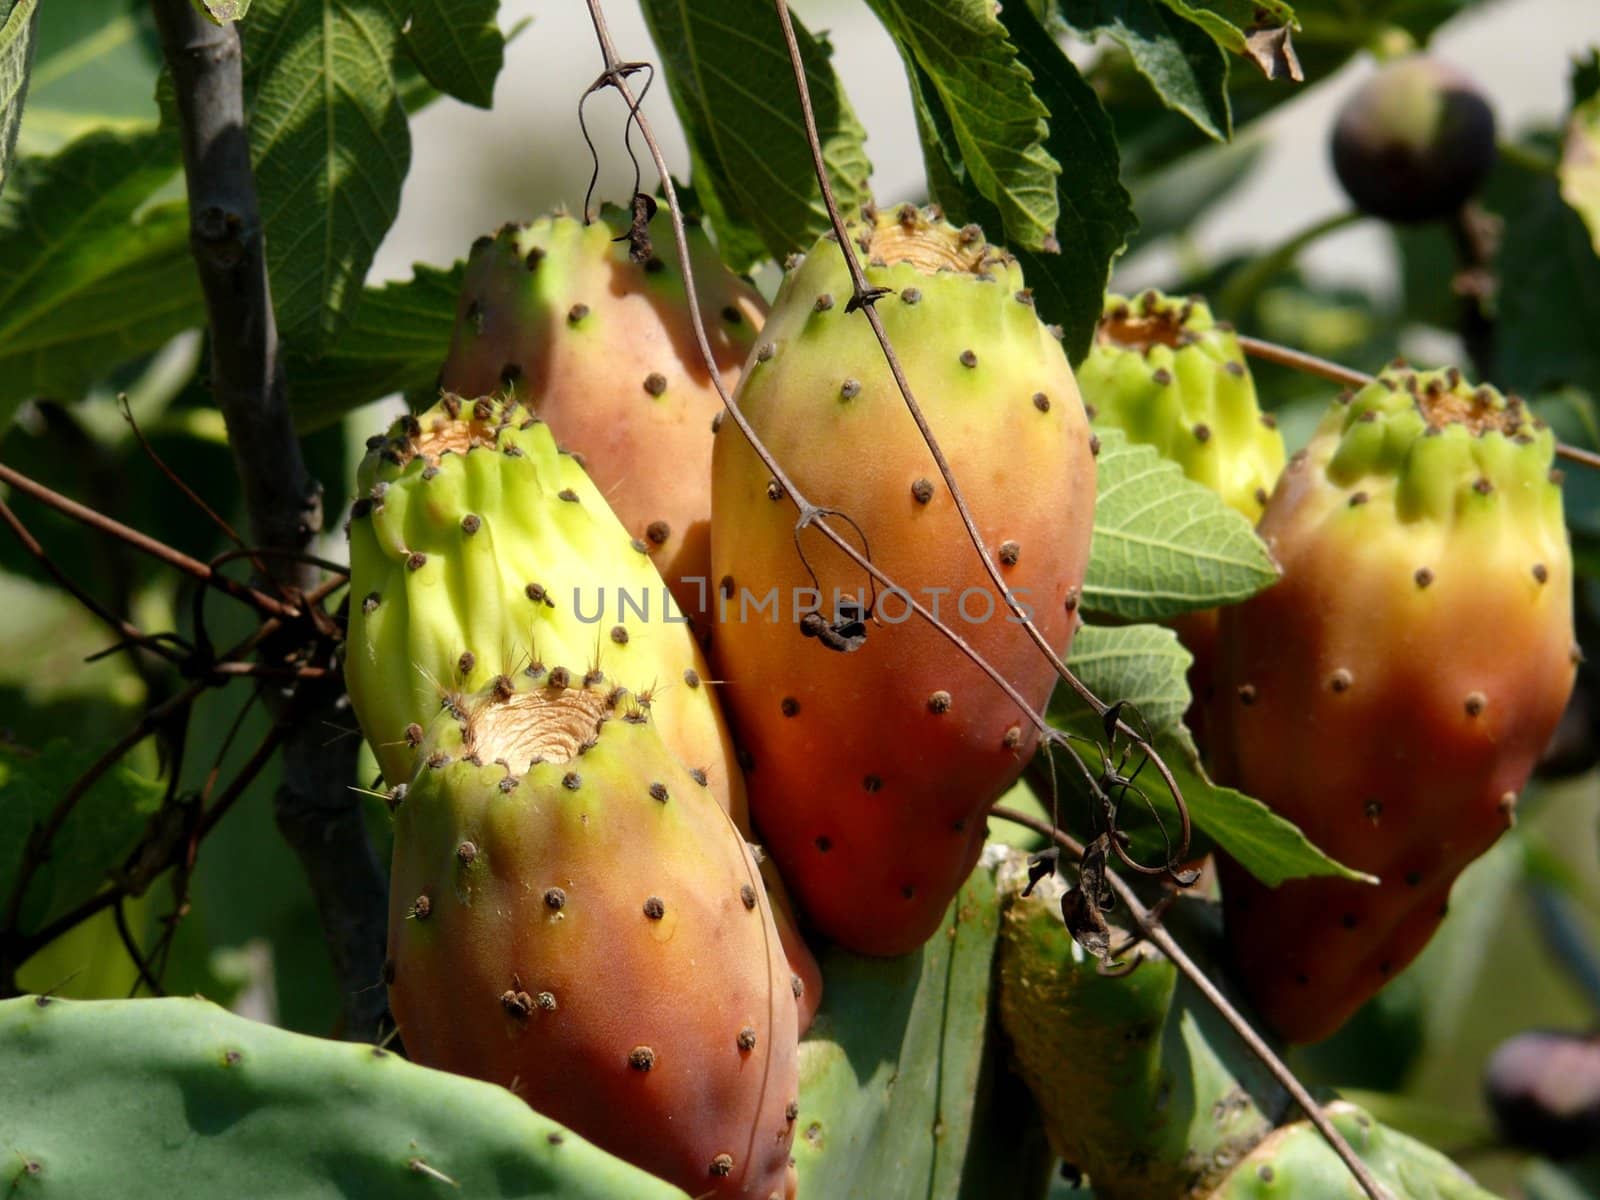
1211, 366, 1576, 1044
0, 995, 691, 1199
995, 850, 1281, 1197
1075, 289, 1287, 747
1200, 1102, 1499, 1199
387, 674, 799, 1200
346, 394, 822, 1030
709, 204, 1096, 957
1330, 56, 1497, 225
1077, 291, 1285, 523
346, 393, 737, 807
437, 210, 765, 618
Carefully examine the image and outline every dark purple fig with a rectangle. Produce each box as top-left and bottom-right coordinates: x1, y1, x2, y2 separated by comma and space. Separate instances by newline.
1330, 56, 1497, 224
1484, 1030, 1600, 1160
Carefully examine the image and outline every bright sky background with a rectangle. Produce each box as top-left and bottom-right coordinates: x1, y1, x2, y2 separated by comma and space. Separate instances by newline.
372, 0, 1600, 305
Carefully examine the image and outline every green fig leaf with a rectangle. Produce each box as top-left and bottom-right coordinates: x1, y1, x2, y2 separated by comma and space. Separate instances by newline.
1558, 49, 1600, 256
288, 260, 464, 432
869, 0, 1061, 256
640, 0, 872, 270
0, 126, 198, 428
0, 0, 36, 189
0, 740, 164, 937
890, 0, 1133, 363
1083, 428, 1280, 620
1057, 0, 1232, 141
192, 0, 252, 22
243, 0, 410, 354
382, 0, 503, 110
1153, 0, 1302, 82
1495, 154, 1600, 404
7, 0, 157, 159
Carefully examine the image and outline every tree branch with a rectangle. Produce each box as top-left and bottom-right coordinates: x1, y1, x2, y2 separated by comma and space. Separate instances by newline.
150, 0, 387, 1041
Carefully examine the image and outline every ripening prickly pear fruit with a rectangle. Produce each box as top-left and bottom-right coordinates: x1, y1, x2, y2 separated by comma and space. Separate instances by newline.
1199, 1102, 1496, 1199
346, 393, 822, 1030
346, 393, 739, 809
438, 210, 765, 619
710, 205, 1096, 956
1076, 289, 1287, 748
1330, 56, 1497, 225
1078, 290, 1285, 524
1212, 365, 1576, 1044
386, 675, 799, 1199
1485, 1030, 1600, 1161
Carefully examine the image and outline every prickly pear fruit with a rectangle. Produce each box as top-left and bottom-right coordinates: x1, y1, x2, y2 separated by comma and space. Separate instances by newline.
1075, 289, 1287, 746
995, 850, 1281, 1199
1212, 366, 1576, 1044
710, 205, 1096, 956
1077, 291, 1285, 523
1330, 56, 1497, 225
386, 675, 799, 1200
438, 210, 765, 618
346, 393, 737, 809
1200, 1102, 1497, 1199
345, 394, 822, 1028
1485, 1030, 1600, 1161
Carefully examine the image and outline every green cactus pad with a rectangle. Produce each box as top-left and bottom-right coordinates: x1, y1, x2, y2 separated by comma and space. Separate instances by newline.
345, 394, 739, 819
0, 994, 689, 1199
1203, 1102, 1500, 1199
1077, 290, 1286, 521
995, 850, 1283, 1198
794, 849, 1052, 1199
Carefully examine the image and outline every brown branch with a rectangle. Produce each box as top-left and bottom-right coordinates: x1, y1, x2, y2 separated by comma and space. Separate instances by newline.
0, 495, 184, 664
990, 805, 1392, 1200
1236, 335, 1372, 388
0, 462, 297, 620
113, 898, 164, 997
148, 0, 388, 1041
1235, 335, 1600, 473
119, 393, 274, 587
